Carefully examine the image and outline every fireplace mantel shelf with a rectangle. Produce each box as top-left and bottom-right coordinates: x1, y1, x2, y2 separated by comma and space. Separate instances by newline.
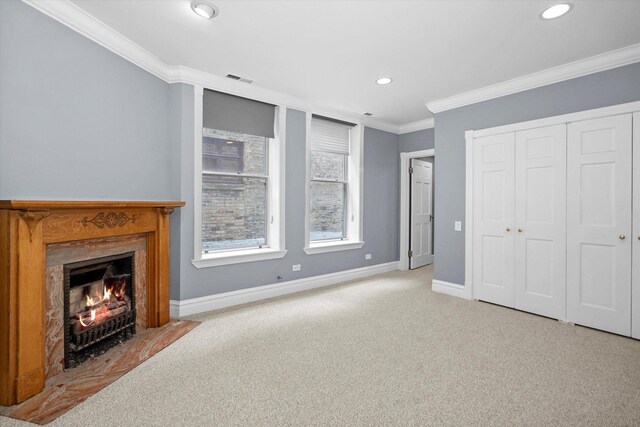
0, 200, 185, 210
0, 199, 184, 406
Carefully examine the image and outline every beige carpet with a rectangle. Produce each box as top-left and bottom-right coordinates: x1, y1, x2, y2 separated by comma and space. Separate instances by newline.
3, 265, 640, 426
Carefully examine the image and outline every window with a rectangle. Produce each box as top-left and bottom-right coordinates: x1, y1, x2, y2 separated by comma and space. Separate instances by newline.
193, 88, 286, 268
305, 114, 364, 254
201, 130, 267, 252
202, 136, 244, 182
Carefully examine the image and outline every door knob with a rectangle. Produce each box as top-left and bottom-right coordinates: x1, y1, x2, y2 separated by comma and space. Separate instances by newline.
517, 228, 523, 233
506, 227, 511, 232
619, 235, 626, 240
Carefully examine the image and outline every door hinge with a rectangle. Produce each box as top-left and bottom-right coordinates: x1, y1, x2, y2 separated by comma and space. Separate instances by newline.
409, 166, 414, 174
408, 250, 413, 257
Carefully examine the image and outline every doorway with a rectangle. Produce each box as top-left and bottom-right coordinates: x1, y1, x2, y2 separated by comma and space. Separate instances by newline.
410, 158, 434, 269
400, 149, 435, 271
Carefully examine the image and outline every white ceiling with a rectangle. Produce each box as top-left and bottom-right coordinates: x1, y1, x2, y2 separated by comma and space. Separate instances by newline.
67, 0, 640, 126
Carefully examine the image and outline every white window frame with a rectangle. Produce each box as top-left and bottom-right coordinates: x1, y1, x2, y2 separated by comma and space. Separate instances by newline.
192, 85, 287, 268
304, 112, 365, 254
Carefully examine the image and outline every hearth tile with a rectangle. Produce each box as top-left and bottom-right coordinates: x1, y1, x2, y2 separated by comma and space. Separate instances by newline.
135, 249, 147, 330
0, 320, 199, 425
44, 265, 64, 380
46, 234, 146, 267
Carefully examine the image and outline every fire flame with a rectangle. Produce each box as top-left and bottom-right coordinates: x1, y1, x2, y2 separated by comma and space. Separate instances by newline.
77, 278, 127, 328
113, 279, 126, 298
84, 283, 120, 307
79, 309, 96, 327
103, 285, 112, 302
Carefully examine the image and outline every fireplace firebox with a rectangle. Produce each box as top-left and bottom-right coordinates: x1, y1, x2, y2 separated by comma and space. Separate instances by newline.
63, 252, 136, 369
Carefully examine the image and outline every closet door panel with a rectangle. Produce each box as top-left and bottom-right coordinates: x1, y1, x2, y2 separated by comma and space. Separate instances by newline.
473, 133, 515, 307
514, 125, 567, 320
567, 114, 632, 336
633, 112, 640, 340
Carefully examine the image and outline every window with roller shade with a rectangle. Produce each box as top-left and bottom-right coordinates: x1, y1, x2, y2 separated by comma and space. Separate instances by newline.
200, 90, 276, 254
308, 115, 355, 243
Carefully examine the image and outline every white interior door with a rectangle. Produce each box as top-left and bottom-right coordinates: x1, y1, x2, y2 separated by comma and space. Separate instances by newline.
410, 159, 433, 269
567, 114, 632, 336
514, 125, 567, 320
633, 112, 640, 339
473, 133, 515, 307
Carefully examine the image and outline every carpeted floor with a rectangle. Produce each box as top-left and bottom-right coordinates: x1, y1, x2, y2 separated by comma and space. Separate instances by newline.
2, 265, 640, 426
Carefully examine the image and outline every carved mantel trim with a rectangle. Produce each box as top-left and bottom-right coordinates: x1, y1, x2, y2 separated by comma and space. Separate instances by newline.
158, 207, 175, 226
0, 200, 184, 406
78, 211, 137, 229
19, 210, 51, 242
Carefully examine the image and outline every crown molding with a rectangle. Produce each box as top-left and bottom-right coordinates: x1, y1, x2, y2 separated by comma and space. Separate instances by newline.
426, 43, 640, 114
22, 0, 401, 134
362, 118, 400, 135
22, 0, 171, 81
398, 118, 434, 134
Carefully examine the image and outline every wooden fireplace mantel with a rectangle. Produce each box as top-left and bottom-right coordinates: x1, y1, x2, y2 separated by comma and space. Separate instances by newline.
0, 200, 185, 405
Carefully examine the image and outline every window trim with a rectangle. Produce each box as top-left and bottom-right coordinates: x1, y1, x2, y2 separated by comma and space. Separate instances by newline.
192, 85, 287, 268
304, 112, 365, 255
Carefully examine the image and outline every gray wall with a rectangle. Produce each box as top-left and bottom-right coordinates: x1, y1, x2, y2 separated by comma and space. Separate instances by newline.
174, 105, 401, 300
0, 0, 172, 200
169, 83, 194, 299
399, 128, 434, 153
434, 61, 640, 285
0, 0, 402, 301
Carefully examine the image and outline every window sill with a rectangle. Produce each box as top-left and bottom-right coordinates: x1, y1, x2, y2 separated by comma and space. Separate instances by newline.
303, 240, 365, 255
192, 248, 287, 268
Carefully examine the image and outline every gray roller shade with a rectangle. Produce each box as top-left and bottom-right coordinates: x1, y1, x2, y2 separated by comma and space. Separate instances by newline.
203, 89, 276, 138
310, 115, 355, 155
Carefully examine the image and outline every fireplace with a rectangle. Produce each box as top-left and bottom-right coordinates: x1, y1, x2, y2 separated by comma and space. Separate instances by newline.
64, 253, 137, 369
0, 200, 184, 405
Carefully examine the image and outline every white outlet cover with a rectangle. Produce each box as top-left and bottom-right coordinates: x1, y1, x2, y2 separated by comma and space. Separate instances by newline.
454, 221, 462, 231
292, 264, 301, 271
365, 254, 372, 260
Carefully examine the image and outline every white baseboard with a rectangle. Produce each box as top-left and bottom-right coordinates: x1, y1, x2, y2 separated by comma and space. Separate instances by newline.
431, 279, 472, 300
170, 261, 399, 318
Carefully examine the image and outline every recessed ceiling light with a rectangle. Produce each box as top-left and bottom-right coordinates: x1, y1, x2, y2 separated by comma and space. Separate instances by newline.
540, 3, 572, 20
190, 0, 219, 19
376, 77, 393, 85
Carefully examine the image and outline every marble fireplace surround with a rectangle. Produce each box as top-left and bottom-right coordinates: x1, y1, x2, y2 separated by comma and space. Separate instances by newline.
45, 234, 149, 380
0, 200, 184, 406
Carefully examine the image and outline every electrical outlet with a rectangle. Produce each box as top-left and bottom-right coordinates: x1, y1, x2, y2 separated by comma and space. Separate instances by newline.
365, 254, 372, 260
454, 221, 462, 231
292, 264, 301, 271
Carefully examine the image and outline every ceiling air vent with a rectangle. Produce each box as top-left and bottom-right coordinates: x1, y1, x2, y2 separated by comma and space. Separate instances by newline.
226, 74, 254, 84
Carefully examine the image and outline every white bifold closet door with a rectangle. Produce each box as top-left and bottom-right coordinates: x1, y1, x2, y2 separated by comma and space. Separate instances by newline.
514, 125, 567, 320
567, 114, 632, 336
473, 126, 567, 318
634, 112, 640, 340
473, 133, 515, 307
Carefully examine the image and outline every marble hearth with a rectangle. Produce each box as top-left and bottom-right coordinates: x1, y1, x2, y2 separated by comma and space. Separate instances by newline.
0, 200, 184, 405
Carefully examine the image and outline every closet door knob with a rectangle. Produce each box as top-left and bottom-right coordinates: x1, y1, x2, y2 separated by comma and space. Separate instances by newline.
619, 235, 626, 240
517, 228, 523, 233
506, 227, 511, 232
